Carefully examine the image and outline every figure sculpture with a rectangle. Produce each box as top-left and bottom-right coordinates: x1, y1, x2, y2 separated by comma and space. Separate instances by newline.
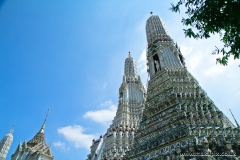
154, 60, 160, 71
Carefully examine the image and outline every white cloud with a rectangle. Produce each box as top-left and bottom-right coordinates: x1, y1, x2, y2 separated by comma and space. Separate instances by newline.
180, 45, 193, 57
103, 82, 107, 88
83, 100, 117, 125
204, 65, 226, 77
100, 100, 112, 107
237, 91, 240, 96
58, 125, 95, 150
53, 141, 70, 152
187, 52, 203, 73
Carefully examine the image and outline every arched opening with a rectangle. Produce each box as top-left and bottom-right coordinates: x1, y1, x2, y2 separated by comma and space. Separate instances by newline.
153, 54, 161, 72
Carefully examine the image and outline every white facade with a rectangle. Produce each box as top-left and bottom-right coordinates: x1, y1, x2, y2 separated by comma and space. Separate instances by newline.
87, 53, 146, 160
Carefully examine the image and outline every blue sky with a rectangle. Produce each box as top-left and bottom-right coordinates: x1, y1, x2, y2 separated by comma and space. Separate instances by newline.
0, 1, 239, 160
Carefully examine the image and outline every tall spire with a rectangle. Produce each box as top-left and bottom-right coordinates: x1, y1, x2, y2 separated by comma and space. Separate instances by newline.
125, 13, 240, 160
0, 128, 14, 160
40, 108, 50, 133
87, 53, 146, 160
229, 109, 239, 127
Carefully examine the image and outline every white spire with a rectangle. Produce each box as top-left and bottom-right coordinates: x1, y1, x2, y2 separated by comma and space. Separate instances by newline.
87, 53, 146, 160
124, 52, 138, 78
0, 127, 14, 159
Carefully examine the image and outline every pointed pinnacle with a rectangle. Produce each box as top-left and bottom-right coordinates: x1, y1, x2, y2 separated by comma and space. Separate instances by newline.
41, 108, 50, 130
10, 125, 15, 133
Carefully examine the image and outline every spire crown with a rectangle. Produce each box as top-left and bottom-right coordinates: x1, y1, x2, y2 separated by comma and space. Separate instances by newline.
40, 109, 50, 133
146, 15, 169, 43
27, 109, 50, 145
124, 52, 138, 78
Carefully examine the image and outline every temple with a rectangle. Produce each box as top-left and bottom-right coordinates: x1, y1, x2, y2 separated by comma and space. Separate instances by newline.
11, 110, 54, 160
124, 14, 240, 160
87, 53, 146, 160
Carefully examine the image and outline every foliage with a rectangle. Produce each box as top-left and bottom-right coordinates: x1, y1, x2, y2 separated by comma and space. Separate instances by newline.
170, 0, 240, 65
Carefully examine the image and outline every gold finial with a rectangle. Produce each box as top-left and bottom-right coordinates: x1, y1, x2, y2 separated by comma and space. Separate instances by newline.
150, 12, 153, 15
10, 125, 15, 133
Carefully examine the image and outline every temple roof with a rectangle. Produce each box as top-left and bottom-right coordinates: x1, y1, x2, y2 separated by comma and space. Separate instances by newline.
27, 129, 46, 146
27, 109, 49, 146
12, 109, 54, 159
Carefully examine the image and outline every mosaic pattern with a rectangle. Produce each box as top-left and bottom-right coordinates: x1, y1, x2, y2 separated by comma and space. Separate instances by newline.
125, 15, 240, 160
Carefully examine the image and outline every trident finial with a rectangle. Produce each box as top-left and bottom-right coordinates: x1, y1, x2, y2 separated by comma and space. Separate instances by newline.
44, 108, 50, 122
229, 109, 239, 127
10, 125, 15, 133
41, 108, 50, 130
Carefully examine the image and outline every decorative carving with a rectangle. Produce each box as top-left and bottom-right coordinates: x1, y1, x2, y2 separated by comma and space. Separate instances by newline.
125, 14, 240, 160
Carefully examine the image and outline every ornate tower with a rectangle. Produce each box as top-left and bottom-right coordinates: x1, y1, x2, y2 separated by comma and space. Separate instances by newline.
125, 14, 240, 160
11, 110, 54, 160
87, 53, 146, 160
0, 127, 14, 160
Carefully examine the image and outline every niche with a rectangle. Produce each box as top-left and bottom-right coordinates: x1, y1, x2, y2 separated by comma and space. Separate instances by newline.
120, 92, 123, 98
153, 54, 161, 72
